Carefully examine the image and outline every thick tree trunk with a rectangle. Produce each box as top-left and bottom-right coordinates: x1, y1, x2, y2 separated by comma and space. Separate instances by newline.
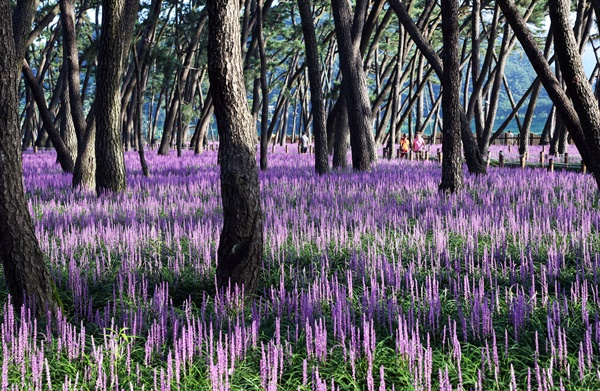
331, 0, 376, 171
298, 0, 329, 174
439, 0, 463, 193
95, 0, 138, 194
0, 0, 61, 315
208, 0, 263, 294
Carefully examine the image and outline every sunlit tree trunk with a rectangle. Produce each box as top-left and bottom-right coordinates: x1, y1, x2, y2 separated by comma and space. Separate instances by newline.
95, 0, 138, 194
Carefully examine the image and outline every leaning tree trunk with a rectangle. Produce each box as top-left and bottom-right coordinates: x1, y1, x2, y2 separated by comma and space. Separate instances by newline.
22, 61, 75, 172
0, 0, 61, 316
298, 0, 329, 175
498, 0, 600, 188
95, 0, 138, 195
208, 0, 263, 294
439, 0, 463, 193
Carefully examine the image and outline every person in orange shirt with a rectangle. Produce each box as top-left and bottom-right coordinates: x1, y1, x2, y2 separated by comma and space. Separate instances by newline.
399, 134, 410, 158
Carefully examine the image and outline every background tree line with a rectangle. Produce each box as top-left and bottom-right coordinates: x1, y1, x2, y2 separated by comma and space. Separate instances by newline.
18, 0, 581, 171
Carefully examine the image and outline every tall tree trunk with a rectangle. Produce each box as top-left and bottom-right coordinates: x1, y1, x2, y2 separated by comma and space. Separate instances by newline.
208, 0, 263, 294
0, 0, 61, 316
95, 0, 138, 195
258, 0, 270, 170
133, 47, 150, 176
389, 0, 487, 175
439, 0, 463, 193
298, 0, 329, 174
331, 0, 375, 171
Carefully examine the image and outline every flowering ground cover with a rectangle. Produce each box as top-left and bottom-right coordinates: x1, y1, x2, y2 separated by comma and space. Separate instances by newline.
1, 148, 600, 390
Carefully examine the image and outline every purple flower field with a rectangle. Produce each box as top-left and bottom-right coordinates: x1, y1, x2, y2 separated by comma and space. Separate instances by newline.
1, 147, 599, 390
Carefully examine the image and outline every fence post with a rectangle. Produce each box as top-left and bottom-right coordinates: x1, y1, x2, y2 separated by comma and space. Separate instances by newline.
499, 151, 504, 167
581, 161, 587, 174
437, 148, 442, 164
564, 153, 569, 168
285, 145, 289, 153
548, 158, 554, 172
539, 151, 544, 166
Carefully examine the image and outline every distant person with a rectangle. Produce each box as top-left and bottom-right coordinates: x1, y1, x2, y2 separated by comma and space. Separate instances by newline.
413, 132, 425, 160
399, 134, 410, 158
300, 132, 309, 154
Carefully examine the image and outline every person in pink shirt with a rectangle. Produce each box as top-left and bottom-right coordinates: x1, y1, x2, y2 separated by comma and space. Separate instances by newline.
412, 132, 425, 160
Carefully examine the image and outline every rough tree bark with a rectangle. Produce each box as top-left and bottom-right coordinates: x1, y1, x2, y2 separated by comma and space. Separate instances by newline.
298, 0, 329, 174
208, 0, 264, 294
0, 0, 61, 315
95, 0, 138, 194
498, 0, 600, 188
59, 64, 77, 163
331, 0, 376, 171
439, 0, 463, 193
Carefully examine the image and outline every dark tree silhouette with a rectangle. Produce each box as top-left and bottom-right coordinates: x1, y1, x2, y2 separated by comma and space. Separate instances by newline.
298, 0, 329, 175
0, 0, 61, 315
